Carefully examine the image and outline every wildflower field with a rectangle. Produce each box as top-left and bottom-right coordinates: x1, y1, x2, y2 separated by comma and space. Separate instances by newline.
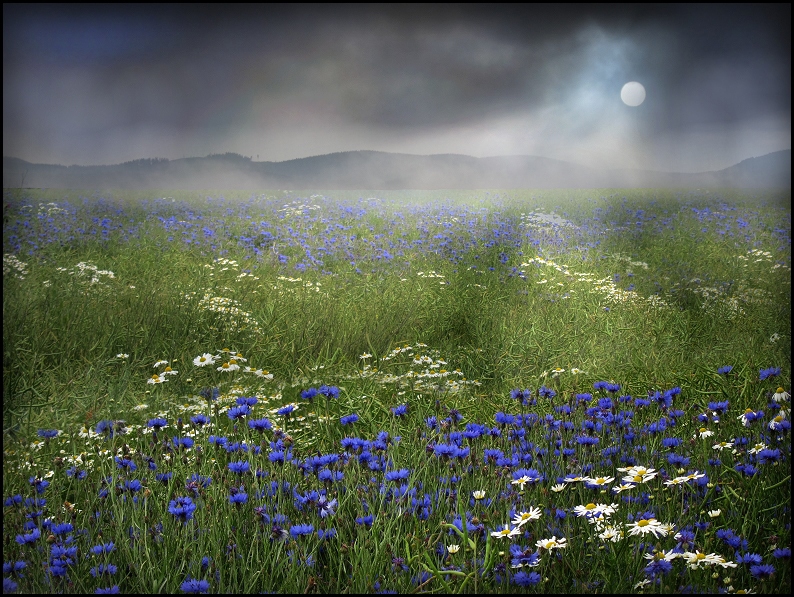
2, 187, 791, 594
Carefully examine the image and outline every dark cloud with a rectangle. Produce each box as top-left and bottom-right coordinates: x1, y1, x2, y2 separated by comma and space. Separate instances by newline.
3, 4, 790, 171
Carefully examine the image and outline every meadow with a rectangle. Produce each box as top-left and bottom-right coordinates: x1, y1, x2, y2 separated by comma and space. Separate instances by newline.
2, 187, 791, 594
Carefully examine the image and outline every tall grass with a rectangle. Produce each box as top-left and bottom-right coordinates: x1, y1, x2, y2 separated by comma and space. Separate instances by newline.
3, 188, 790, 594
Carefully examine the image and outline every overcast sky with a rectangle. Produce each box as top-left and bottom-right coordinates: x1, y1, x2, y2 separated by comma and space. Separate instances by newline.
3, 4, 791, 172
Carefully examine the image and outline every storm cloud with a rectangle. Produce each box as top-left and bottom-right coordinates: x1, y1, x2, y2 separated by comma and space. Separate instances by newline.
3, 4, 790, 172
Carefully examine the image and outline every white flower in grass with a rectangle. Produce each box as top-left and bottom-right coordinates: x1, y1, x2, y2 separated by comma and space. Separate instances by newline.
536, 536, 566, 551
472, 490, 487, 500
584, 476, 614, 487
769, 413, 787, 431
512, 507, 542, 527
447, 545, 460, 554
682, 551, 736, 569
712, 441, 733, 451
696, 427, 714, 439
573, 503, 617, 519
161, 366, 178, 376
116, 353, 129, 359
511, 476, 532, 490
194, 353, 216, 367
708, 509, 721, 518
612, 483, 636, 494
153, 360, 169, 368
598, 526, 624, 543
491, 525, 521, 540
217, 361, 240, 373
664, 476, 690, 487
232, 352, 247, 362
133, 404, 149, 411
626, 518, 668, 539
643, 549, 679, 562
618, 466, 657, 484
772, 387, 790, 403
147, 374, 167, 385
550, 483, 566, 493
253, 369, 273, 380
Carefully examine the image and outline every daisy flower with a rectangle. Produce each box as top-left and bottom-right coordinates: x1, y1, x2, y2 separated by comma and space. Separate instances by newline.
550, 483, 566, 493
772, 387, 790, 403
217, 361, 240, 373
618, 466, 657, 484
512, 507, 542, 527
612, 483, 635, 494
712, 441, 733, 451
162, 366, 178, 376
626, 518, 669, 539
447, 545, 460, 554
472, 490, 487, 500
598, 526, 624, 543
153, 360, 169, 368
193, 353, 216, 367
708, 509, 721, 518
147, 374, 167, 385
491, 524, 521, 540
682, 551, 736, 569
748, 442, 768, 455
584, 476, 615, 487
573, 503, 617, 519
511, 476, 531, 490
116, 353, 129, 359
536, 536, 567, 551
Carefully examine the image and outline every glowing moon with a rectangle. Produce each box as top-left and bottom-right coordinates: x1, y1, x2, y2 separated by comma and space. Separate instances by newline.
620, 82, 646, 106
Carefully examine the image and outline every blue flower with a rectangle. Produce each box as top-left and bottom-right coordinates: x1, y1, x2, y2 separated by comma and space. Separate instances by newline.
760, 367, 781, 381
229, 487, 248, 505
236, 396, 258, 407
172, 436, 194, 450
228, 461, 250, 474
190, 414, 211, 427
512, 571, 541, 587
384, 469, 411, 483
180, 577, 210, 593
90, 564, 118, 577
319, 385, 340, 399
227, 405, 251, 420
356, 515, 374, 527
301, 387, 319, 401
391, 404, 408, 417
37, 429, 59, 439
168, 496, 197, 523
340, 413, 359, 425
290, 524, 314, 537
15, 528, 40, 545
717, 365, 733, 375
95, 585, 120, 594
147, 418, 168, 430
90, 542, 116, 556
276, 404, 296, 417
750, 564, 775, 579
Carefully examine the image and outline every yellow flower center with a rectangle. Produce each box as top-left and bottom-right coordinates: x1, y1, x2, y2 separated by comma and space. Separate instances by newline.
745, 408, 753, 414
222, 363, 230, 369
151, 374, 159, 380
199, 357, 206, 362
699, 428, 707, 433
774, 415, 783, 422
637, 519, 650, 527
696, 553, 706, 560
165, 366, 172, 372
585, 503, 596, 510
777, 387, 784, 393
633, 475, 643, 483
229, 359, 237, 365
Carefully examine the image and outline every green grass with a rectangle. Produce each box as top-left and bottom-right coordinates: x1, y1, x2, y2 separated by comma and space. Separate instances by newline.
2, 188, 791, 594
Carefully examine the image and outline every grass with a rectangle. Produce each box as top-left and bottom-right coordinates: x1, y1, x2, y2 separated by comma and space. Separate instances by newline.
2, 187, 791, 594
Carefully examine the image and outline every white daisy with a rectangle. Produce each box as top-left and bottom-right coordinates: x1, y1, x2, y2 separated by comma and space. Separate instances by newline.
193, 353, 216, 367
536, 536, 567, 550
511, 507, 542, 527
491, 524, 521, 540
626, 518, 668, 539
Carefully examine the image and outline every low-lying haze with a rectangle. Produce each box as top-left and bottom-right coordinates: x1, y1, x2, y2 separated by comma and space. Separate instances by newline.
3, 5, 791, 173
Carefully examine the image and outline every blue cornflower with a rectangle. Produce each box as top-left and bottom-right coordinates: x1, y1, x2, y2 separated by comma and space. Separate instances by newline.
538, 386, 556, 399
199, 387, 220, 401
227, 405, 251, 420
760, 367, 781, 381
512, 570, 541, 587
90, 542, 115, 556
4, 494, 22, 507
755, 449, 782, 464
90, 564, 118, 577
172, 436, 194, 450
96, 419, 123, 438
228, 461, 250, 474
37, 429, 59, 439
494, 412, 515, 426
95, 586, 120, 594
290, 524, 314, 538
593, 381, 609, 391
15, 528, 41, 545
229, 487, 248, 505
276, 404, 296, 416
317, 496, 337, 518
147, 418, 168, 430
190, 414, 210, 427
384, 469, 411, 482
717, 365, 733, 375
123, 479, 142, 493
750, 564, 775, 579
356, 515, 374, 527
114, 457, 136, 471
168, 496, 197, 523
3, 561, 26, 577
50, 522, 74, 536
708, 401, 729, 415
248, 418, 272, 433
340, 413, 359, 425
29, 476, 50, 494
236, 396, 258, 407
736, 553, 763, 565
644, 559, 673, 578
300, 387, 319, 401
208, 435, 228, 447
4, 578, 18, 593
319, 385, 340, 399
156, 472, 173, 483
180, 577, 210, 593
661, 437, 682, 449
391, 404, 408, 417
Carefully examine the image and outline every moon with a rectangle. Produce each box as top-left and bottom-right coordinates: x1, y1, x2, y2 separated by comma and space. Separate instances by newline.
620, 82, 646, 106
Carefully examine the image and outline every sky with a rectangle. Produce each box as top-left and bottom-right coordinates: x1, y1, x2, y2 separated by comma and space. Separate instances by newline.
3, 4, 791, 172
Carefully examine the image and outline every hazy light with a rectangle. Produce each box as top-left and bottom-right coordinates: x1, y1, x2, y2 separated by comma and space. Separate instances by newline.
620, 81, 646, 106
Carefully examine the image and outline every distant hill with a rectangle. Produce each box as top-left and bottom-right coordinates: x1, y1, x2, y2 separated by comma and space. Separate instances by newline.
3, 149, 790, 190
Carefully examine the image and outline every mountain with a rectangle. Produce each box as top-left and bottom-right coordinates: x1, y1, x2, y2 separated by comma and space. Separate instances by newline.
2, 149, 790, 190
